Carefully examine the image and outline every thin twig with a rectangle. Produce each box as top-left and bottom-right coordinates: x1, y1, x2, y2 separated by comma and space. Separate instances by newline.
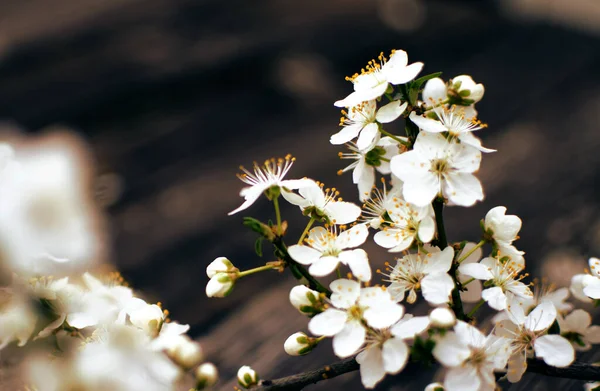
253, 357, 600, 391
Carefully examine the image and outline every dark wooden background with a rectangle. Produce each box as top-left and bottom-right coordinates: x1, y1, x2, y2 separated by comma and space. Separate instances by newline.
0, 0, 599, 389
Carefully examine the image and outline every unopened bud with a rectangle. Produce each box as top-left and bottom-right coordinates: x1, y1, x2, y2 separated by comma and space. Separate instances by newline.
284, 332, 316, 356
429, 307, 456, 328
451, 75, 484, 103
237, 365, 259, 389
206, 257, 237, 278
128, 302, 165, 337
425, 382, 445, 391
195, 362, 218, 389
289, 285, 323, 316
206, 272, 235, 298
166, 335, 204, 369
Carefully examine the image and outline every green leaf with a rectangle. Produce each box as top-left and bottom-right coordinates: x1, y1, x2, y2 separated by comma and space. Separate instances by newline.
254, 237, 263, 257
406, 72, 443, 105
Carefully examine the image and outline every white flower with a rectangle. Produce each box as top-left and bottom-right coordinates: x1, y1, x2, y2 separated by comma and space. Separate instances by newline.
151, 322, 203, 368
557, 309, 600, 351
282, 180, 361, 224
456, 242, 483, 303
335, 50, 423, 107
360, 180, 403, 229
384, 247, 455, 305
126, 299, 165, 337
66, 272, 137, 329
429, 307, 456, 328
422, 75, 484, 118
373, 196, 435, 252
496, 301, 574, 383
458, 256, 532, 311
206, 257, 237, 278
0, 289, 37, 349
571, 257, 600, 300
390, 132, 483, 207
484, 206, 522, 246
331, 100, 407, 150
284, 332, 315, 356
433, 321, 511, 391
338, 137, 404, 202
205, 272, 235, 298
308, 280, 403, 358
496, 283, 573, 325
0, 140, 101, 277
289, 285, 324, 316
229, 155, 312, 215
237, 365, 259, 389
356, 313, 430, 388
288, 225, 371, 281
195, 363, 219, 389
408, 107, 494, 153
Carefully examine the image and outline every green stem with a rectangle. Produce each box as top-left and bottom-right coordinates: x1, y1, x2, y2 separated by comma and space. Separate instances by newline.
238, 264, 279, 278
457, 239, 486, 264
424, 98, 449, 112
273, 196, 282, 231
462, 277, 476, 286
379, 128, 410, 146
467, 299, 486, 319
298, 217, 316, 244
336, 267, 342, 279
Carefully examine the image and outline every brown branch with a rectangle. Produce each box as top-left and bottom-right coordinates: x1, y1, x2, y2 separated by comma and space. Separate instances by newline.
252, 357, 600, 391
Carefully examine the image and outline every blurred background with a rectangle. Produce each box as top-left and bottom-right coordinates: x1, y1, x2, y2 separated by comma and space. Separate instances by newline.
0, 0, 599, 389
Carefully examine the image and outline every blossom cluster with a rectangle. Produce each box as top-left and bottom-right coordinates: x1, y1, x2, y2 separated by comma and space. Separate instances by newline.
210, 48, 600, 390
0, 138, 217, 391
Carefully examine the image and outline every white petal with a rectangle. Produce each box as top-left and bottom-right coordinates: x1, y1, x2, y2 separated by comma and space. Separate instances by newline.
281, 189, 310, 208
422, 273, 454, 305
376, 101, 407, 123
356, 346, 386, 389
287, 245, 322, 265
564, 309, 592, 334
281, 178, 317, 191
364, 302, 404, 329
333, 320, 366, 358
534, 335, 575, 367
443, 172, 483, 207
583, 278, 600, 299
409, 112, 448, 133
391, 316, 430, 339
571, 274, 593, 302
390, 150, 428, 183
356, 123, 380, 151
422, 78, 447, 104
386, 62, 424, 85
330, 279, 361, 309
459, 132, 496, 153
584, 325, 600, 344
422, 246, 454, 274
418, 216, 436, 243
382, 338, 409, 374
402, 173, 440, 207
309, 256, 340, 277
482, 287, 507, 311
298, 181, 326, 207
507, 352, 527, 383
325, 201, 362, 225
357, 163, 375, 202
445, 366, 480, 391
525, 301, 556, 332
339, 249, 372, 282
454, 320, 486, 348
336, 224, 369, 249
432, 332, 470, 367
308, 309, 347, 336
374, 230, 413, 252
330, 124, 363, 145
458, 262, 494, 280
590, 257, 600, 278
228, 185, 264, 215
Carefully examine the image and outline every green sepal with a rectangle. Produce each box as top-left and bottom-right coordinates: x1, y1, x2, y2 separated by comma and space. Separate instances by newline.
254, 237, 263, 257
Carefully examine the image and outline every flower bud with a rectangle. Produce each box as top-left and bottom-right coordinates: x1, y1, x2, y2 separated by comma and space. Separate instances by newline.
451, 75, 484, 103
237, 365, 259, 388
195, 362, 218, 389
165, 335, 204, 369
128, 301, 165, 337
206, 272, 235, 298
206, 257, 236, 278
284, 332, 315, 356
425, 382, 445, 391
429, 307, 456, 328
289, 285, 323, 316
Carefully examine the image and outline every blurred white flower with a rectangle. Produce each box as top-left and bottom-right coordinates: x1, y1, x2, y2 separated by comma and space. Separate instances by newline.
557, 309, 600, 351
237, 365, 259, 389
429, 307, 456, 328
0, 288, 37, 349
195, 363, 218, 389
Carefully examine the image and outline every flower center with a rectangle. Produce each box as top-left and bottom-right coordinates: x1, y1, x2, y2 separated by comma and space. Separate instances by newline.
431, 159, 449, 175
